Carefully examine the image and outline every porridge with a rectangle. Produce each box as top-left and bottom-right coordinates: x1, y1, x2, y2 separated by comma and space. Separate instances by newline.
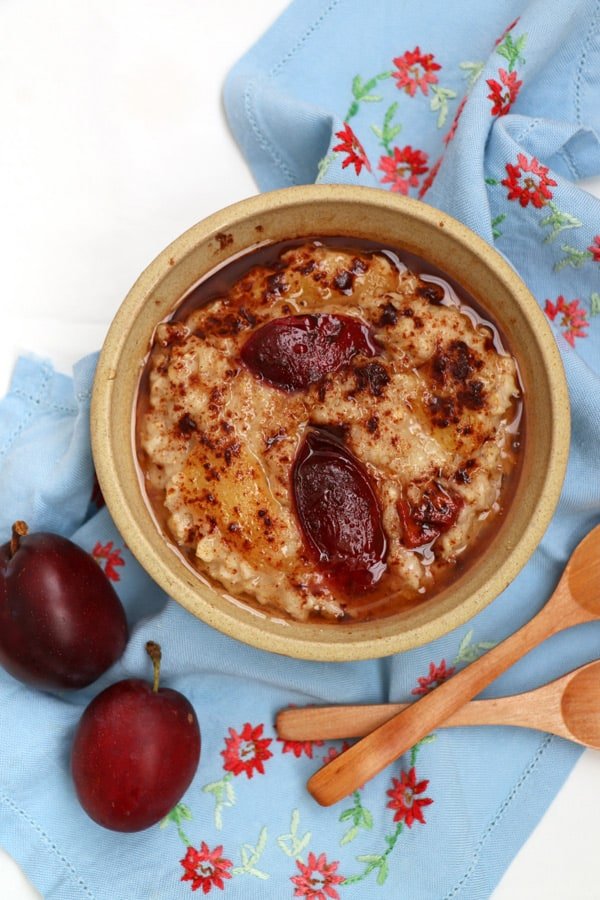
136, 239, 521, 622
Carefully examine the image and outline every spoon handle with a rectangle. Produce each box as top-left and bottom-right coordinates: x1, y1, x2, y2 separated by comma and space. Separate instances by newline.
277, 676, 571, 742
308, 583, 580, 806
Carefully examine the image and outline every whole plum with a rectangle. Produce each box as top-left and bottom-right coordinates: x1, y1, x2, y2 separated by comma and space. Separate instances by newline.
0, 521, 128, 690
71, 641, 201, 832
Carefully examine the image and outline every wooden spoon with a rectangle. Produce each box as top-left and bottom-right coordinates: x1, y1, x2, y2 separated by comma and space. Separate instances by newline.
308, 523, 600, 806
277, 659, 600, 747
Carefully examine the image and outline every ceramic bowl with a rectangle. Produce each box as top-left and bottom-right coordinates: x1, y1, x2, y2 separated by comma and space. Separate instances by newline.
91, 184, 569, 661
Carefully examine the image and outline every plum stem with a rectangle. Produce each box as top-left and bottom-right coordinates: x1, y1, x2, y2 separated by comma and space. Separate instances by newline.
10, 521, 29, 557
145, 641, 162, 692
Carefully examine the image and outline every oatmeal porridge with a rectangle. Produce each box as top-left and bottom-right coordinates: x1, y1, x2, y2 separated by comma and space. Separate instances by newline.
137, 239, 521, 622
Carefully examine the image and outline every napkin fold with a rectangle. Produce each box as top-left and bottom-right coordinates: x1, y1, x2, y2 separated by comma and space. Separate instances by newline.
1, 1, 600, 898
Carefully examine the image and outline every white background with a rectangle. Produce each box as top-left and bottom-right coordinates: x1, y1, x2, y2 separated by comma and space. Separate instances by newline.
1, 2, 599, 898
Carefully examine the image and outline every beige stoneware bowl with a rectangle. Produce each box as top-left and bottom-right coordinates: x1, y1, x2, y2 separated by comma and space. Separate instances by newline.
91, 184, 569, 661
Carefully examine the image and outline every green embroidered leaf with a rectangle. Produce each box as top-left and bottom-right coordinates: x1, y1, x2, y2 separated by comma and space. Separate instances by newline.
256, 827, 268, 855
361, 808, 374, 829
277, 810, 311, 861
340, 825, 360, 845
492, 213, 507, 240
160, 802, 192, 828
485, 176, 499, 186
539, 202, 583, 243
496, 32, 527, 71
202, 774, 236, 830
159, 803, 193, 845
234, 827, 269, 879
352, 75, 364, 99
554, 244, 594, 272
459, 60, 485, 88
456, 629, 474, 660
591, 293, 600, 316
371, 102, 402, 153
361, 93, 382, 103
377, 858, 390, 885
356, 854, 382, 864
249, 868, 269, 880
430, 85, 458, 128
454, 629, 497, 664
339, 808, 356, 822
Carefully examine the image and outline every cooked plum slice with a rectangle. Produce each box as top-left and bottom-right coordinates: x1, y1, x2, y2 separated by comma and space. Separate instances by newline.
241, 313, 380, 391
398, 481, 463, 549
292, 427, 387, 593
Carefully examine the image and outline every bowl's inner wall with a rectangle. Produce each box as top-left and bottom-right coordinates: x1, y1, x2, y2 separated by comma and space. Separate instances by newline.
95, 189, 567, 659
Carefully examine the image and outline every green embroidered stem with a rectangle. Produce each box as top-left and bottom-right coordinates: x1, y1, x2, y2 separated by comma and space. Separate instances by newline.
344, 822, 403, 886
345, 70, 392, 121
409, 734, 437, 768
459, 60, 485, 89
371, 102, 401, 155
496, 32, 527, 71
159, 802, 193, 846
202, 772, 235, 830
277, 809, 311, 863
591, 292, 600, 317
339, 790, 374, 845
539, 202, 583, 243
232, 826, 269, 880
491, 213, 507, 240
429, 85, 457, 128
554, 244, 594, 272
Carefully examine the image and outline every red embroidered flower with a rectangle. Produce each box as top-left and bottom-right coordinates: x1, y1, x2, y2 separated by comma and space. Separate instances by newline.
501, 154, 557, 208
444, 95, 467, 146
392, 47, 441, 97
545, 296, 589, 347
332, 123, 371, 175
221, 722, 273, 778
279, 737, 324, 759
180, 842, 233, 894
291, 851, 345, 900
91, 541, 125, 581
387, 767, 433, 827
412, 659, 456, 696
587, 235, 600, 261
494, 17, 520, 47
379, 145, 429, 194
486, 68, 522, 116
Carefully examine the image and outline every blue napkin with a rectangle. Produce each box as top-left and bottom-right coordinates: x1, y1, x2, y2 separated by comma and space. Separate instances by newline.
1, 2, 600, 898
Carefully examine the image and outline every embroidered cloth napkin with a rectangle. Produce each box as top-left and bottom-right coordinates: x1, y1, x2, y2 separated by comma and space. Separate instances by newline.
1, 1, 600, 898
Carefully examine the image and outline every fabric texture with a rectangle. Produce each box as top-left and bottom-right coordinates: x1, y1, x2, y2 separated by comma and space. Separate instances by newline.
1, 1, 600, 898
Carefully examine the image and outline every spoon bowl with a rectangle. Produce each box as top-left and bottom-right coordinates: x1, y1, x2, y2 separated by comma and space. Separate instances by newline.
561, 660, 600, 748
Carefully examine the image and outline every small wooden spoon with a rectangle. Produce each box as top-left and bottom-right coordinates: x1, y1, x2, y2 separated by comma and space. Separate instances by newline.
308, 523, 600, 806
277, 659, 600, 746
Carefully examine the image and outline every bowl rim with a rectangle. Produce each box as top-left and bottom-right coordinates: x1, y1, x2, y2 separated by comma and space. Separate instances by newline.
91, 184, 570, 660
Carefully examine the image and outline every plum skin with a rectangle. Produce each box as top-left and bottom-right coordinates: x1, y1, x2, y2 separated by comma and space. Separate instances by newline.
0, 529, 128, 690
71, 677, 201, 832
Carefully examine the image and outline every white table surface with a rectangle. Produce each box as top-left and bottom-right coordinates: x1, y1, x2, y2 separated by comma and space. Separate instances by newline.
1, 2, 599, 898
